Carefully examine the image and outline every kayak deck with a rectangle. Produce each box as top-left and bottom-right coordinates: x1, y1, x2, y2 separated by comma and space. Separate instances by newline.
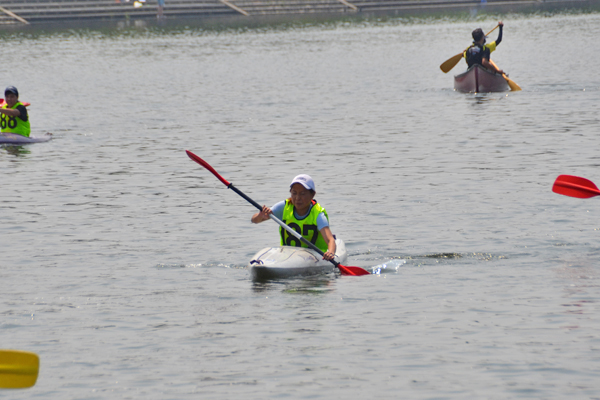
248, 239, 348, 280
0, 132, 52, 144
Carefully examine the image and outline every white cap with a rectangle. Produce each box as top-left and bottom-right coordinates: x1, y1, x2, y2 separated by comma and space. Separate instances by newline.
290, 174, 315, 191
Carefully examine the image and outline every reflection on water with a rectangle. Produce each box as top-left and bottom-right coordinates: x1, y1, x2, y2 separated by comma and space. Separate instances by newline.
468, 93, 511, 105
252, 273, 336, 293
0, 144, 31, 156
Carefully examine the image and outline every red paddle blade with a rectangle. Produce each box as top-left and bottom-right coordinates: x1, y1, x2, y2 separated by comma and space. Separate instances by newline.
0, 99, 30, 107
338, 265, 371, 276
186, 150, 231, 187
552, 175, 600, 199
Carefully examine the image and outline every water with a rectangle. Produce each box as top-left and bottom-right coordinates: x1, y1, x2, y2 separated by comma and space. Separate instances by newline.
2, 9, 600, 399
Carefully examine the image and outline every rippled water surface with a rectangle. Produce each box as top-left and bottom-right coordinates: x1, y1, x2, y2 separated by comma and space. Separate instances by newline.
2, 9, 600, 399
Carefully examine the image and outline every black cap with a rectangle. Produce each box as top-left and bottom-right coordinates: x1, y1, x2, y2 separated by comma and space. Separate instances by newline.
5, 86, 19, 97
472, 28, 485, 42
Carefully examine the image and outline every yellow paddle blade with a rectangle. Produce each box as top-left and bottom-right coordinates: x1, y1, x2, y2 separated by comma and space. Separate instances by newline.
0, 350, 39, 389
488, 59, 521, 92
504, 74, 522, 91
440, 52, 463, 73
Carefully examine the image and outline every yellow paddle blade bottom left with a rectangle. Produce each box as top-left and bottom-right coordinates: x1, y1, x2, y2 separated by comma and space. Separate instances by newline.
0, 350, 39, 389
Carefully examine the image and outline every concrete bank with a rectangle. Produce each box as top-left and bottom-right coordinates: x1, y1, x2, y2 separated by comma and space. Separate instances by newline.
0, 0, 597, 29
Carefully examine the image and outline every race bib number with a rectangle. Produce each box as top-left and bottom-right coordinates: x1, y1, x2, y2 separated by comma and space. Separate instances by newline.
280, 221, 319, 247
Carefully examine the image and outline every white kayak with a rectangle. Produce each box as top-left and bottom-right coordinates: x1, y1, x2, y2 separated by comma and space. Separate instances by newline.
0, 132, 52, 144
248, 239, 348, 280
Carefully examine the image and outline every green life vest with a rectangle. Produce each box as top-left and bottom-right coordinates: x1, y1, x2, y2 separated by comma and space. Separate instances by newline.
1, 102, 31, 137
280, 199, 329, 252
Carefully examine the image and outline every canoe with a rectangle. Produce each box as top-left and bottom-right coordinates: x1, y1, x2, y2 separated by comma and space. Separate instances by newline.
248, 238, 348, 280
0, 132, 52, 144
454, 64, 509, 93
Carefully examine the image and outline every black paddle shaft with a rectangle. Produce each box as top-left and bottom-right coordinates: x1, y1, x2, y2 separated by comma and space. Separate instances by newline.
228, 184, 262, 211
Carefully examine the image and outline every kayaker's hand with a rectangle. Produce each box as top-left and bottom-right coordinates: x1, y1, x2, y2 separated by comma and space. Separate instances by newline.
259, 205, 272, 221
251, 205, 272, 223
498, 21, 504, 27
323, 250, 335, 261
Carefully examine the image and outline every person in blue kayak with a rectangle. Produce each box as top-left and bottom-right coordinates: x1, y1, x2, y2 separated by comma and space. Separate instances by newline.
0, 86, 30, 138
464, 21, 505, 75
251, 174, 336, 261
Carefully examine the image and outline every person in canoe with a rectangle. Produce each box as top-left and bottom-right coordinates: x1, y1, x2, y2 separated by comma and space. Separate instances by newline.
0, 86, 30, 138
464, 21, 505, 75
251, 174, 336, 261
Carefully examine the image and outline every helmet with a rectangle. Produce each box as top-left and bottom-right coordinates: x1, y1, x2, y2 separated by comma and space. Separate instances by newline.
472, 28, 485, 42
4, 86, 19, 97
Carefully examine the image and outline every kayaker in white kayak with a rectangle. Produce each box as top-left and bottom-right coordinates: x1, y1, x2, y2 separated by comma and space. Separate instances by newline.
251, 174, 337, 261
0, 86, 31, 138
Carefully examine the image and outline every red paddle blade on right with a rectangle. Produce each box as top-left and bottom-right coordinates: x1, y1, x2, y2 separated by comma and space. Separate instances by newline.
338, 265, 371, 276
552, 175, 600, 199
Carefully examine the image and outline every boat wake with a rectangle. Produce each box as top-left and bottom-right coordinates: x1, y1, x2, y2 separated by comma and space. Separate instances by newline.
369, 259, 407, 274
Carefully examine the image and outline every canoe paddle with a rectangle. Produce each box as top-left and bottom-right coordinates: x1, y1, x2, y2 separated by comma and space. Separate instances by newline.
440, 24, 499, 73
186, 150, 370, 276
0, 350, 39, 389
487, 59, 521, 91
503, 74, 521, 91
552, 175, 600, 199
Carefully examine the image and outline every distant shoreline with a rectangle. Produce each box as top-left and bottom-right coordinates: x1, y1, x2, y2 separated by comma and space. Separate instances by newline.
0, 0, 598, 31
